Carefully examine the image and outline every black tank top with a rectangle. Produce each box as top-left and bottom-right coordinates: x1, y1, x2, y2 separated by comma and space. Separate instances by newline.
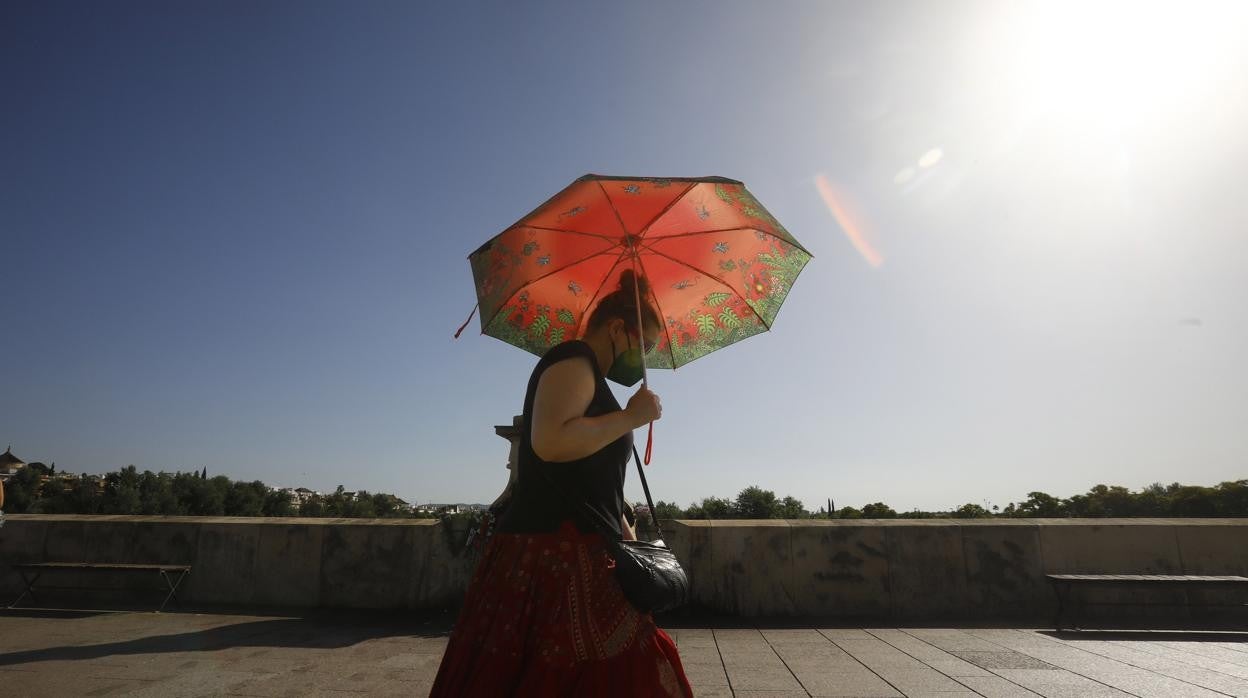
495, 340, 631, 537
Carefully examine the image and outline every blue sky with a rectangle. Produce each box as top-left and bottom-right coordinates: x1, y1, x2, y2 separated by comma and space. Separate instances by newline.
3, 1, 1245, 511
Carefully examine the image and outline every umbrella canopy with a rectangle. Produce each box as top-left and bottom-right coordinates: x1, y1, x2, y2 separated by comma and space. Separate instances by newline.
463, 174, 811, 369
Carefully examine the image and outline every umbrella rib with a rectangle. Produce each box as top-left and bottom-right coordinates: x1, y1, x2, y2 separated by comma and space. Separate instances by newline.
642, 225, 813, 256
596, 180, 632, 237
633, 254, 679, 370
592, 180, 694, 365
571, 249, 632, 341
643, 247, 772, 331
637, 225, 754, 244
635, 182, 699, 238
635, 227, 761, 256
521, 224, 617, 242
477, 248, 624, 335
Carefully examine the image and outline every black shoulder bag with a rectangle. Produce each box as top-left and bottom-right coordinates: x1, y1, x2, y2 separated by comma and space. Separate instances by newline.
547, 446, 690, 614
607, 445, 690, 614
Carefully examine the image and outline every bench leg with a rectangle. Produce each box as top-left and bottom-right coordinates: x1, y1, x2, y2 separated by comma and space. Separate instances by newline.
157, 569, 189, 613
1052, 581, 1068, 632
8, 570, 42, 609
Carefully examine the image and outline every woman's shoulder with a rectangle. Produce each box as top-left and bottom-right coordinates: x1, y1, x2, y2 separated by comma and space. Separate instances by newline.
539, 339, 595, 365
532, 340, 600, 385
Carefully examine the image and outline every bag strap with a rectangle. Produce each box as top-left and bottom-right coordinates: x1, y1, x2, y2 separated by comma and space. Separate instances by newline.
631, 445, 663, 538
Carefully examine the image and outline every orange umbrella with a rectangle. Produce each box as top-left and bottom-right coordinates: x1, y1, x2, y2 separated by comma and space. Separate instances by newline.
457, 174, 811, 460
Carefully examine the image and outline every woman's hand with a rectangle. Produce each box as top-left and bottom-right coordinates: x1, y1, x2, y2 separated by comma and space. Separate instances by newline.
625, 386, 662, 428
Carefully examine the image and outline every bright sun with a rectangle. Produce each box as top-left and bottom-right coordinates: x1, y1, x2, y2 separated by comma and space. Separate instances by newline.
976, 0, 1248, 136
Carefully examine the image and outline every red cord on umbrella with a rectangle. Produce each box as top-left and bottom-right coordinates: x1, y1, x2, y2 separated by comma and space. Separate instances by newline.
645, 422, 653, 465
453, 304, 478, 339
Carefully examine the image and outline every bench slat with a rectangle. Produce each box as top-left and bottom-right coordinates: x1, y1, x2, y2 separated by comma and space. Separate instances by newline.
1047, 574, 1248, 583
14, 563, 191, 572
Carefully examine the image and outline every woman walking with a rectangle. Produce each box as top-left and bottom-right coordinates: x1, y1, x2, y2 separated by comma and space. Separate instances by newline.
430, 270, 692, 697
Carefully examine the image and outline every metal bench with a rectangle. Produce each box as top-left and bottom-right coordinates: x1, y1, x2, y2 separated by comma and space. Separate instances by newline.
1047, 574, 1248, 631
8, 562, 191, 613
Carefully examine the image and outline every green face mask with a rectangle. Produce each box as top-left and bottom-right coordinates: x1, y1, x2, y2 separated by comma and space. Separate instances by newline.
607, 333, 645, 387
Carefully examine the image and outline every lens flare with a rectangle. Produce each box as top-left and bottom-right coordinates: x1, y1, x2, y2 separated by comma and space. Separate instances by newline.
919, 148, 943, 168
815, 174, 883, 268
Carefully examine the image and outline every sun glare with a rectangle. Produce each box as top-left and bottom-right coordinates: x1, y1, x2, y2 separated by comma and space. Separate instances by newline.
977, 0, 1247, 135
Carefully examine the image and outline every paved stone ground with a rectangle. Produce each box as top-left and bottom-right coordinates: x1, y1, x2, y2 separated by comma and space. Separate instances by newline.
1, 609, 1247, 697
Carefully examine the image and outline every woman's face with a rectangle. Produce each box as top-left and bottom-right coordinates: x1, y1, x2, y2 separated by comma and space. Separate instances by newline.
610, 318, 660, 355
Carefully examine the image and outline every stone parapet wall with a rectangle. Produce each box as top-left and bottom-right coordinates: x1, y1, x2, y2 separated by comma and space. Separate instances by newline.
1, 516, 1245, 618
662, 518, 1248, 619
0, 514, 478, 610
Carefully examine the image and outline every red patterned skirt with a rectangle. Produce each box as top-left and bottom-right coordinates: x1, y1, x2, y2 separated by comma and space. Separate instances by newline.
430, 520, 693, 697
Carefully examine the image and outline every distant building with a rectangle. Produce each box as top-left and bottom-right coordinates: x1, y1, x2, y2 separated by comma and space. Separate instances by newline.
278, 487, 321, 506
0, 445, 25, 480
413, 503, 485, 515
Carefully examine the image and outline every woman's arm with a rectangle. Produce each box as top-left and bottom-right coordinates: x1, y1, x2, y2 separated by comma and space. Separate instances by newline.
530, 357, 657, 463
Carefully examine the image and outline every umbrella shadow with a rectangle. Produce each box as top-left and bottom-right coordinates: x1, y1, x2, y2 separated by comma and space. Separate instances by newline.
0, 612, 453, 668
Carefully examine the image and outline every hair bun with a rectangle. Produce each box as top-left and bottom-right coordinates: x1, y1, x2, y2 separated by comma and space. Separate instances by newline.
618, 269, 650, 297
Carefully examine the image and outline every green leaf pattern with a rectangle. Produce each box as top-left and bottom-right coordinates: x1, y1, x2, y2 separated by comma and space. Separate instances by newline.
529, 312, 550, 337
695, 314, 717, 336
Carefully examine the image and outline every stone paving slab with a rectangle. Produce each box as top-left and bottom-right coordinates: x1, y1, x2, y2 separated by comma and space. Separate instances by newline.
965, 628, 1230, 698
1, 610, 1247, 696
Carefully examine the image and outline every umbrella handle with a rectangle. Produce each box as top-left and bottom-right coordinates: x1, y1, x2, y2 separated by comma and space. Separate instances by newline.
644, 422, 653, 465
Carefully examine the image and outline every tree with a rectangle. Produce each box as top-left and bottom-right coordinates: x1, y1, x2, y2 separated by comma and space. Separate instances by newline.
1092, 485, 1135, 517
299, 495, 325, 517
1016, 491, 1064, 518
1169, 485, 1217, 517
652, 500, 685, 520
172, 471, 225, 515
898, 509, 937, 519
860, 502, 897, 519
836, 506, 862, 519
40, 474, 101, 514
1134, 482, 1169, 516
70, 475, 102, 513
101, 465, 142, 514
36, 477, 70, 513
2, 466, 42, 513
325, 485, 349, 517
777, 496, 808, 519
371, 493, 398, 518
263, 489, 295, 517
952, 503, 993, 519
685, 496, 733, 519
224, 481, 266, 517
734, 486, 779, 519
351, 490, 377, 518
138, 470, 178, 514
1216, 480, 1248, 516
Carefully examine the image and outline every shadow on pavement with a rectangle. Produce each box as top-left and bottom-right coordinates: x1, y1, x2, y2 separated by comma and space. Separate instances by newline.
1040, 629, 1248, 642
0, 609, 454, 668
